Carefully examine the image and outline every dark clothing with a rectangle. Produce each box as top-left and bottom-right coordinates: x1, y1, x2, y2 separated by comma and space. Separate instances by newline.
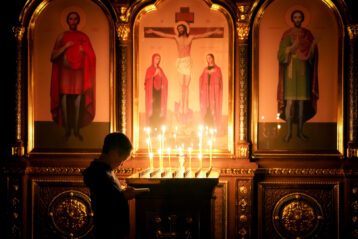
83, 161, 129, 239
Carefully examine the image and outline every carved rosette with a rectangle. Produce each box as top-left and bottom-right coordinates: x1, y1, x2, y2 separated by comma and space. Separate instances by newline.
236, 179, 252, 238
351, 183, 358, 238
48, 191, 93, 238
272, 193, 324, 239
7, 176, 23, 238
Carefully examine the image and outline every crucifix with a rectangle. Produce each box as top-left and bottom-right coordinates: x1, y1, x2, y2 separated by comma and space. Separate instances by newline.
144, 7, 224, 123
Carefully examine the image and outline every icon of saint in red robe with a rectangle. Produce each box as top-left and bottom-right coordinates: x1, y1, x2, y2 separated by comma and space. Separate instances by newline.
199, 54, 223, 131
144, 53, 168, 129
50, 11, 96, 140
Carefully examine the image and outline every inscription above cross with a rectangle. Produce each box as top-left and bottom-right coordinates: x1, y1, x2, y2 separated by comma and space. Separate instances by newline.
175, 7, 194, 23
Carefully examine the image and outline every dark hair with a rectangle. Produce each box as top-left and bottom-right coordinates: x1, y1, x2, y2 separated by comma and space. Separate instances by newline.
177, 24, 188, 36
291, 10, 304, 22
67, 11, 80, 24
207, 53, 215, 60
102, 133, 133, 154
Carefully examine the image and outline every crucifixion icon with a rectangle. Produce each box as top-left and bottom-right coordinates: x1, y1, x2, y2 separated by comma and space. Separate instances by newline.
144, 7, 224, 123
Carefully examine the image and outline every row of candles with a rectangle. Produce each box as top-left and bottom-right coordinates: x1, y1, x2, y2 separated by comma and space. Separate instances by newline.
144, 125, 216, 173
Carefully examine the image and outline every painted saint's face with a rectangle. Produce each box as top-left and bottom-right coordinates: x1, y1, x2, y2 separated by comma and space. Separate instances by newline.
177, 25, 187, 36
206, 55, 214, 66
154, 55, 161, 66
67, 13, 79, 30
292, 12, 303, 28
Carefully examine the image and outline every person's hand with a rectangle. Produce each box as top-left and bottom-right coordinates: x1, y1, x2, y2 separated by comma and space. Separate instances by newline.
146, 28, 153, 34
215, 28, 223, 35
65, 41, 75, 49
285, 46, 292, 54
123, 186, 135, 200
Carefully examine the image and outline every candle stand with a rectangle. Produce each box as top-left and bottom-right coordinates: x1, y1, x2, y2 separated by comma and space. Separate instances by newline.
126, 167, 220, 239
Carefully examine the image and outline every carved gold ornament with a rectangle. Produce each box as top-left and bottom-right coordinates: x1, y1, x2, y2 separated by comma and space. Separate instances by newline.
48, 191, 93, 238
236, 22, 249, 41
281, 200, 315, 233
272, 193, 324, 239
117, 23, 130, 42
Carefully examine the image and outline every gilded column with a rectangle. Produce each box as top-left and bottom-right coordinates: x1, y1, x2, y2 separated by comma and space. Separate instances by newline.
236, 3, 251, 159
116, 5, 131, 134
347, 24, 358, 158
12, 26, 25, 157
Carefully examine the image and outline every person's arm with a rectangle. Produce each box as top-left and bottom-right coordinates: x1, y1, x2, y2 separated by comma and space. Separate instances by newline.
145, 28, 176, 39
51, 33, 75, 62
122, 185, 135, 200
192, 28, 223, 40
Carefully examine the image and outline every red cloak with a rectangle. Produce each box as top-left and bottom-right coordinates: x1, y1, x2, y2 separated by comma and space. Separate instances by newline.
144, 53, 168, 124
199, 64, 223, 130
50, 30, 96, 128
277, 27, 318, 122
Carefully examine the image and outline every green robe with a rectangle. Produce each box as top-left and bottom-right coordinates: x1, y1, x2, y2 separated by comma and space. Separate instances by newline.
277, 27, 319, 122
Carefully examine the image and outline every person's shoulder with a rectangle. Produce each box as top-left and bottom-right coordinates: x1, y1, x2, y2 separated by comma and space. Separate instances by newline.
83, 161, 111, 181
282, 28, 293, 37
55, 31, 66, 41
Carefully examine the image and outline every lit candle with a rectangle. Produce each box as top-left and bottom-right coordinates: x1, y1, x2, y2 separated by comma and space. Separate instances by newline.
210, 128, 214, 144
198, 125, 203, 168
145, 127, 153, 169
145, 127, 152, 153
210, 128, 214, 168
146, 138, 151, 154
188, 147, 192, 170
179, 146, 184, 171
276, 113, 281, 130
158, 149, 163, 169
149, 152, 153, 169
208, 140, 212, 168
167, 148, 171, 170
158, 135, 163, 169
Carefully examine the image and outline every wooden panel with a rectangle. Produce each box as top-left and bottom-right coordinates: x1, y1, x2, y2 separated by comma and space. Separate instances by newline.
258, 181, 340, 239
30, 178, 92, 239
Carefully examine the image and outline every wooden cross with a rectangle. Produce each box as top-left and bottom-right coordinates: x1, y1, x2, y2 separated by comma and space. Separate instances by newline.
144, 7, 224, 38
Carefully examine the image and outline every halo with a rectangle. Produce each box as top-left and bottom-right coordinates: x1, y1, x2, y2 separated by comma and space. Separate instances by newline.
60, 6, 87, 30
284, 5, 311, 28
174, 21, 190, 35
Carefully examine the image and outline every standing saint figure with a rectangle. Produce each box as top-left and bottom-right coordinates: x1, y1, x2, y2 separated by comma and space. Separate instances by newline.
146, 22, 222, 123
144, 53, 168, 129
277, 9, 318, 142
199, 53, 223, 131
50, 11, 96, 141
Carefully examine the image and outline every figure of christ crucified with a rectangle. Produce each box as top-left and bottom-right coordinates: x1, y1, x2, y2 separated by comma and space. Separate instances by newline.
145, 22, 223, 120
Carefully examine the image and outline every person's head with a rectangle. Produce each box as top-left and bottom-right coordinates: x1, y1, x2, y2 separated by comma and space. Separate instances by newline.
177, 24, 188, 37
152, 53, 161, 67
206, 53, 215, 66
67, 11, 80, 30
291, 10, 304, 28
101, 133, 133, 168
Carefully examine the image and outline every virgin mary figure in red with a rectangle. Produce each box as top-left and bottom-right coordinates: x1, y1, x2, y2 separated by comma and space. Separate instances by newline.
199, 53, 223, 131
144, 53, 168, 129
